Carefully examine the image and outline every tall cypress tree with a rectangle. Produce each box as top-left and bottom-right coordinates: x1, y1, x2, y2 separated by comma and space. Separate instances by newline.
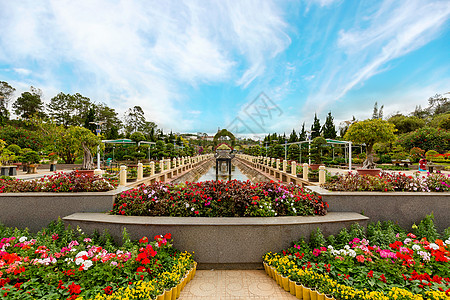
288, 129, 298, 143
299, 122, 306, 141
322, 112, 337, 139
310, 113, 321, 139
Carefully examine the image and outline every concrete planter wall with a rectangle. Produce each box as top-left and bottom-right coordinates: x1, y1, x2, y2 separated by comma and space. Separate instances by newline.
63, 212, 368, 269
0, 188, 127, 232
307, 186, 450, 231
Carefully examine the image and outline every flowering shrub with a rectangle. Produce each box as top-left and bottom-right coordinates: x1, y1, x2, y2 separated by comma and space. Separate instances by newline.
111, 180, 328, 217
323, 171, 450, 192
0, 171, 116, 193
0, 220, 194, 299
264, 215, 450, 299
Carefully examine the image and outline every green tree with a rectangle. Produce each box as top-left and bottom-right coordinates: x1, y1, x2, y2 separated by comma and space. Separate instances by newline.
0, 81, 15, 124
288, 129, 298, 143
388, 114, 425, 134
310, 113, 321, 139
70, 126, 102, 169
344, 119, 397, 169
397, 127, 449, 153
124, 106, 146, 134
287, 144, 300, 160
130, 131, 145, 144
322, 112, 337, 139
13, 87, 46, 119
47, 92, 73, 126
298, 122, 306, 141
83, 106, 97, 133
372, 102, 384, 119
95, 103, 122, 139
71, 93, 92, 126
427, 94, 449, 115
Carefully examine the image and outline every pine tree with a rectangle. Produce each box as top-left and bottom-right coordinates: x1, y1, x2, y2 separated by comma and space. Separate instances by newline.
288, 129, 298, 143
372, 102, 384, 119
310, 113, 321, 139
299, 122, 306, 141
322, 112, 337, 139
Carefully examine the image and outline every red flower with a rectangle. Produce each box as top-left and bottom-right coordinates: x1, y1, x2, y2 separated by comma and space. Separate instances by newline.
68, 282, 81, 294
367, 270, 373, 278
104, 286, 113, 295
379, 274, 387, 283
164, 233, 171, 240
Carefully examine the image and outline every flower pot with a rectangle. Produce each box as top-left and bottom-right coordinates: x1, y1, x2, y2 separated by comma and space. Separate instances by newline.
309, 164, 322, 170
324, 295, 333, 300
269, 266, 275, 279
263, 262, 269, 275
175, 283, 182, 298
310, 289, 318, 300
356, 168, 381, 176
281, 275, 290, 292
302, 286, 311, 300
317, 292, 325, 300
77, 169, 94, 176
171, 286, 177, 300
156, 293, 165, 300
276, 272, 282, 286
289, 279, 296, 295
295, 282, 303, 299
164, 288, 173, 300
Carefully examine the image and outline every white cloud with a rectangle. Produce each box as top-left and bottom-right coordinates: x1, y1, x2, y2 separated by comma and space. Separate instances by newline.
0, 0, 290, 131
13, 68, 32, 76
303, 0, 450, 115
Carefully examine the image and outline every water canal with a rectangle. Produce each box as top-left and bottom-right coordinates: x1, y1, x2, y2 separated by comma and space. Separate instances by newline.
195, 164, 249, 182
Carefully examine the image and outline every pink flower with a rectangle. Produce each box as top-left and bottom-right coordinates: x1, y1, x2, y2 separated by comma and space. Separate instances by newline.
356, 255, 365, 263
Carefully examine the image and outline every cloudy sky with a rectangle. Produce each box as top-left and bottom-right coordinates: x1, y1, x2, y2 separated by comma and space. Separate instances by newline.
0, 0, 449, 137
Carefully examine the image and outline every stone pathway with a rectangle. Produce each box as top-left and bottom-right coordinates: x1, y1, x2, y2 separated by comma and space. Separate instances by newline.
179, 270, 296, 300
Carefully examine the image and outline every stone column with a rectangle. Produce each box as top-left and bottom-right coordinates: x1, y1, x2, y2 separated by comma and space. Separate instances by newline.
137, 162, 143, 180
303, 163, 308, 181
119, 165, 127, 186
276, 159, 280, 170
150, 161, 155, 176
178, 157, 181, 166
319, 166, 326, 184
291, 161, 297, 176
271, 158, 275, 167
172, 158, 177, 169
283, 160, 287, 172
159, 160, 164, 171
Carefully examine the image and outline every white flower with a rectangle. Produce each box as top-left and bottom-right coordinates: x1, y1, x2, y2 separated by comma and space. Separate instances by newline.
344, 245, 350, 250
83, 260, 93, 270
403, 238, 412, 245
445, 238, 450, 246
429, 243, 439, 250
19, 236, 27, 243
76, 251, 88, 258
412, 244, 421, 251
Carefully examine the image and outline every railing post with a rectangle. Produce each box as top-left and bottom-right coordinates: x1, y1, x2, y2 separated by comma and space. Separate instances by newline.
291, 161, 296, 176
159, 159, 164, 171
119, 165, 127, 186
137, 162, 143, 180
283, 160, 287, 172
150, 161, 155, 176
319, 166, 326, 184
303, 163, 308, 181
276, 159, 280, 170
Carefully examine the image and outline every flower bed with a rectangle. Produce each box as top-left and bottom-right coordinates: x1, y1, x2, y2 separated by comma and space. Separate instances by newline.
263, 214, 450, 299
323, 171, 449, 192
111, 180, 328, 217
0, 171, 116, 193
0, 220, 195, 299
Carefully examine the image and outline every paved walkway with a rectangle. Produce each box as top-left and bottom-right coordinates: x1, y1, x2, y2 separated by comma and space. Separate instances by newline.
179, 270, 295, 300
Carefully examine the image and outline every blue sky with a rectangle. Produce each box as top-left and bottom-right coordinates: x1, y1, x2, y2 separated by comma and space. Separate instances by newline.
0, 0, 449, 138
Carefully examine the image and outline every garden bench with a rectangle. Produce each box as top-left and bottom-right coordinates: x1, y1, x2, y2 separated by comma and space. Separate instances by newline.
392, 160, 411, 168
427, 164, 444, 173
1, 166, 16, 176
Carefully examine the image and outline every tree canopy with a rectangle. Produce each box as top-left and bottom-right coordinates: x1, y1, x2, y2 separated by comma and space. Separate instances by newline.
344, 119, 396, 168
